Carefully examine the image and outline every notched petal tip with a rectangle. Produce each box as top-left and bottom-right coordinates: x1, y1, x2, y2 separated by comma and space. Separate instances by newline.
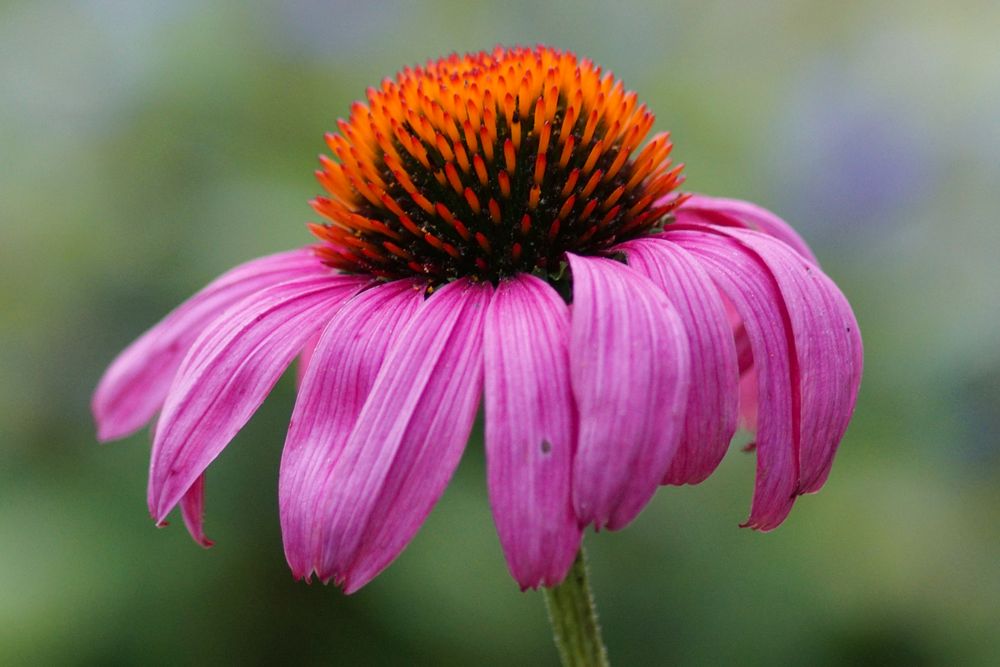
740, 489, 799, 532
193, 535, 215, 549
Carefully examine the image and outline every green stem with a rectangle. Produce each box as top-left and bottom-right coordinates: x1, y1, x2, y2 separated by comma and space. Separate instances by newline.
542, 547, 610, 667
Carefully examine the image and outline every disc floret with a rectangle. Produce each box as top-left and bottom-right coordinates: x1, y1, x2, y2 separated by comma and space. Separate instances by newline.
310, 45, 687, 283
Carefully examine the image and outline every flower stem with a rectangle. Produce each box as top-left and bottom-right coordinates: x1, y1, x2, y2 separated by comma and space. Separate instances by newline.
543, 547, 610, 666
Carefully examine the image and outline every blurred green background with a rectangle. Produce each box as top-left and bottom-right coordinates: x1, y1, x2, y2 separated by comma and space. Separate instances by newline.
2, 0, 998, 664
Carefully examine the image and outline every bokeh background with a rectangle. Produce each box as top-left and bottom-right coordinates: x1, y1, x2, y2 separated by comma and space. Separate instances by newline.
2, 1, 998, 664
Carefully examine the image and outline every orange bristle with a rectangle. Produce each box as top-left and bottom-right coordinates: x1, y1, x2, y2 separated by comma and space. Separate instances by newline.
561, 168, 581, 198
310, 45, 685, 282
504, 138, 516, 174
464, 187, 482, 214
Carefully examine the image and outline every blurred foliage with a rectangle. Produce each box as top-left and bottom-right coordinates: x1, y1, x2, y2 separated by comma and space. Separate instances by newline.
1, 1, 998, 665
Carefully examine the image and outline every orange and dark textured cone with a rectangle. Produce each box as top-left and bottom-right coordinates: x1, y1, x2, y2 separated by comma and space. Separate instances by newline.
310, 45, 688, 282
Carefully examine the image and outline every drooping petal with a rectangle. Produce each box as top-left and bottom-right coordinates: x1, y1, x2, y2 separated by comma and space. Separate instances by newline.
618, 238, 740, 485
311, 279, 492, 593
279, 279, 424, 580
484, 275, 581, 589
738, 368, 759, 432
666, 229, 796, 529
567, 254, 690, 531
179, 474, 212, 548
93, 249, 327, 441
667, 224, 861, 528
728, 305, 760, 432
675, 195, 819, 264
147, 273, 368, 525
714, 227, 863, 492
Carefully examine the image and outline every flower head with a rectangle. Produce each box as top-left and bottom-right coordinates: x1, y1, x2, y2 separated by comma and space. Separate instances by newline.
93, 45, 862, 592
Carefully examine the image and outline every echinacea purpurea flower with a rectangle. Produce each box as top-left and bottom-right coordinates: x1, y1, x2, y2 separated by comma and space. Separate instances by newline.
93, 46, 863, 596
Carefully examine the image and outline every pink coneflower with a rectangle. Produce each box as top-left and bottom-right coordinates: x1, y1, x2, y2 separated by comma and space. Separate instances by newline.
93, 46, 862, 598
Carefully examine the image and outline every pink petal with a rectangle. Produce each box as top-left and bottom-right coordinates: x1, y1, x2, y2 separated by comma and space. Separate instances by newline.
180, 474, 213, 548
311, 279, 492, 593
484, 275, 581, 589
738, 368, 759, 432
727, 303, 760, 432
567, 254, 690, 531
675, 194, 819, 264
728, 305, 758, 431
667, 229, 796, 529
717, 227, 863, 493
667, 224, 861, 528
93, 248, 328, 441
617, 238, 740, 485
295, 332, 321, 389
278, 279, 424, 580
147, 273, 368, 525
